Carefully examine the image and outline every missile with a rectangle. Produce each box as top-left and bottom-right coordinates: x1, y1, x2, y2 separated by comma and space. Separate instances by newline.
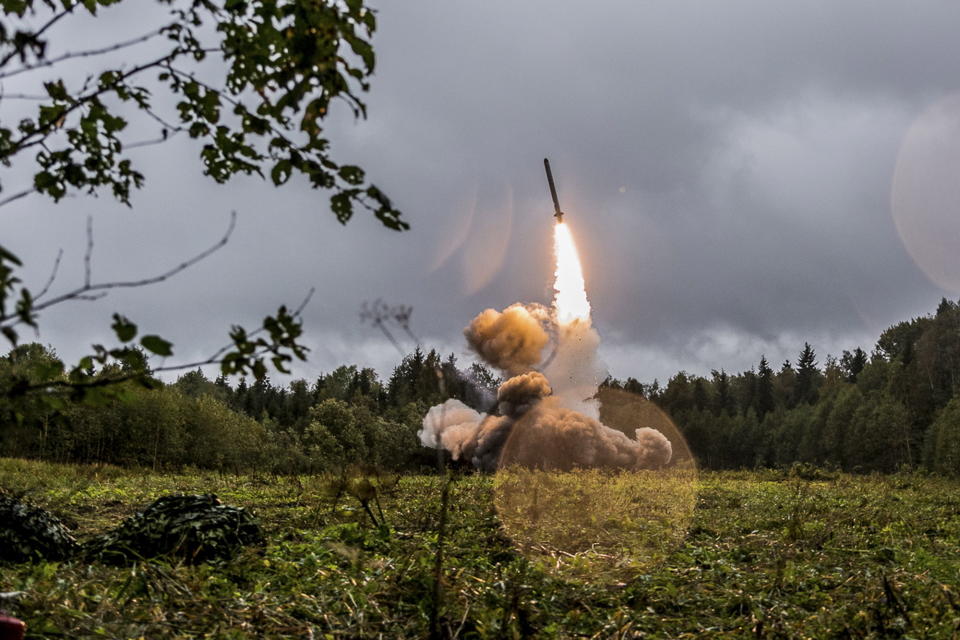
543, 158, 564, 222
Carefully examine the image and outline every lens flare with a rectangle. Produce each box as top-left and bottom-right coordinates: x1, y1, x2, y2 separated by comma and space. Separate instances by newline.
553, 221, 591, 325
891, 92, 960, 293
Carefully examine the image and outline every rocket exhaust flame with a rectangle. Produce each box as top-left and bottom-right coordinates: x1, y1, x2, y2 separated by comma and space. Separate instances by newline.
553, 221, 591, 326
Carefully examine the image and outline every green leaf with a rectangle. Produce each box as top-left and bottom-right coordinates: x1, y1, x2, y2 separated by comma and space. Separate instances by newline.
2, 326, 18, 345
338, 165, 365, 185
43, 80, 69, 101
270, 159, 292, 186
140, 335, 173, 356
0, 244, 23, 266
111, 314, 137, 342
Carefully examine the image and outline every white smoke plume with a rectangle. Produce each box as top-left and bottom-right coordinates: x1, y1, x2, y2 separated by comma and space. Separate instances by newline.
420, 305, 673, 472
419, 399, 485, 462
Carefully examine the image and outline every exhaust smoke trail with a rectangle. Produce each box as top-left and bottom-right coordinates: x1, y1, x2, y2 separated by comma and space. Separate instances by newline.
544, 220, 606, 418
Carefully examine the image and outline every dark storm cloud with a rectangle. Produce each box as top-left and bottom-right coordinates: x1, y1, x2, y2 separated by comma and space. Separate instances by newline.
5, 1, 959, 384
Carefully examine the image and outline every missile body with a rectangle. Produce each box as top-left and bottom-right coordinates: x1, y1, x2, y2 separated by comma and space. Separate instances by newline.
543, 158, 564, 222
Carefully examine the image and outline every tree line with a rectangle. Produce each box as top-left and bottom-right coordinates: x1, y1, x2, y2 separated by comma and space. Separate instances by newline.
2, 297, 960, 475
603, 297, 960, 474
0, 345, 498, 474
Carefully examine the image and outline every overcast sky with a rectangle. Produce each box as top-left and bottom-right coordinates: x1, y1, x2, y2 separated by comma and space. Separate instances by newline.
5, 1, 960, 385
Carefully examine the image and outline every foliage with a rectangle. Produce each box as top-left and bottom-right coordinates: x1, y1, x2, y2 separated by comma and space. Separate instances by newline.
0, 0, 404, 228
0, 0, 405, 411
0, 345, 493, 473
605, 297, 960, 475
927, 396, 960, 475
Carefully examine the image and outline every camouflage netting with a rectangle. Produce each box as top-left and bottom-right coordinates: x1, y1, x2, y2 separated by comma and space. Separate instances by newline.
0, 495, 80, 563
83, 494, 264, 564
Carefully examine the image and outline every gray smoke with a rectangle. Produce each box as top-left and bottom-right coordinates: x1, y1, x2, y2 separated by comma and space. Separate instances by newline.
419, 304, 674, 471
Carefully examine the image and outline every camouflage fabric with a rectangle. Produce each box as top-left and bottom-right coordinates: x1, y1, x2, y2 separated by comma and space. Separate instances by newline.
84, 494, 263, 564
0, 495, 79, 563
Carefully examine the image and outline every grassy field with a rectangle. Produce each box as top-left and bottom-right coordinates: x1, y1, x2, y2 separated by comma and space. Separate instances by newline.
1, 458, 959, 638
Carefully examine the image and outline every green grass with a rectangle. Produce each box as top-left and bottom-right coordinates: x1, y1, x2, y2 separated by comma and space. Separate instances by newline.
2, 457, 959, 638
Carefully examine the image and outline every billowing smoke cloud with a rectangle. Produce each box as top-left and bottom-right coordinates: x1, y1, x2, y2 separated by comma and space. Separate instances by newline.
420, 305, 674, 472
501, 399, 673, 470
419, 399, 485, 462
463, 303, 551, 376
497, 371, 551, 417
416, 398, 509, 471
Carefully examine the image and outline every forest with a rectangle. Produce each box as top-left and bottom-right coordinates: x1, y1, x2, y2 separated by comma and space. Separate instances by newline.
3, 296, 959, 476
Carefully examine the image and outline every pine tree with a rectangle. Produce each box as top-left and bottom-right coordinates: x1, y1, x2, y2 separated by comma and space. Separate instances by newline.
735, 369, 757, 417
840, 348, 868, 383
822, 385, 861, 468
623, 377, 645, 396
711, 369, 735, 416
776, 360, 796, 409
663, 372, 694, 414
692, 377, 710, 412
756, 356, 775, 418
794, 342, 820, 405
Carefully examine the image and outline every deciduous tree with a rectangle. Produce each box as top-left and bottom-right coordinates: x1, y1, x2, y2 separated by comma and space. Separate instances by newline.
0, 0, 405, 410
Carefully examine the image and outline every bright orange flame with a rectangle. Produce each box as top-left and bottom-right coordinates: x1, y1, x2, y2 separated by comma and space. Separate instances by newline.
553, 221, 591, 325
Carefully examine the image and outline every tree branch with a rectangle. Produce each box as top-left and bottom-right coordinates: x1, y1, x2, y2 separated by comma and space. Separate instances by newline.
0, 28, 164, 80
0, 188, 36, 209
19, 286, 316, 394
152, 286, 315, 373
33, 248, 63, 301
4, 50, 185, 162
0, 92, 50, 100
0, 6, 74, 69
124, 105, 184, 149
124, 131, 180, 150
39, 210, 236, 312
0, 211, 237, 327
83, 215, 93, 288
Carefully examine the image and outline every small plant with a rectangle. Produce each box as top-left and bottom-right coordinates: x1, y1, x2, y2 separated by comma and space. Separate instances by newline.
322, 468, 400, 530
787, 462, 837, 481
